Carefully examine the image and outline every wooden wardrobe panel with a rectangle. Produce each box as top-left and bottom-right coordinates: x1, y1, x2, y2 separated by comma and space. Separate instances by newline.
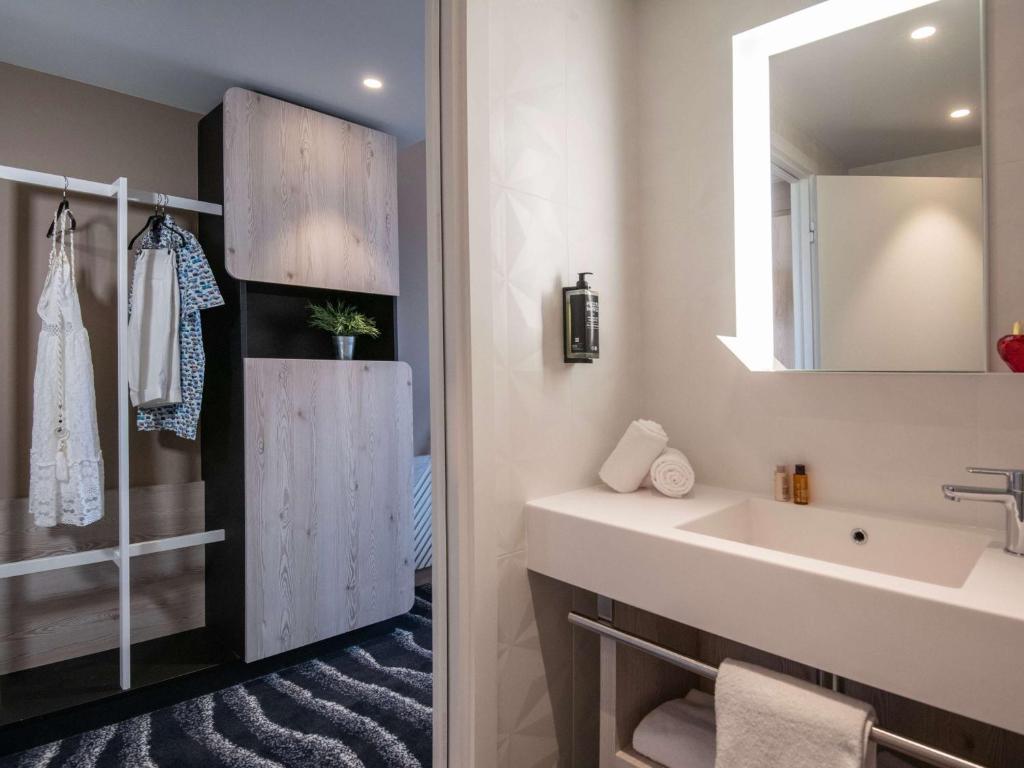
244, 359, 414, 661
223, 88, 399, 294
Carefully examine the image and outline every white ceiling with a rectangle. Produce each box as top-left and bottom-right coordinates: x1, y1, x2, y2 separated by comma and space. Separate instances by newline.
771, 0, 982, 169
0, 0, 426, 146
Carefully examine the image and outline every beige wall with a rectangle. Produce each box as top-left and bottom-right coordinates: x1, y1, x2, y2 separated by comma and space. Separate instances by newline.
477, 0, 643, 763
0, 62, 203, 500
398, 141, 432, 456
0, 63, 208, 673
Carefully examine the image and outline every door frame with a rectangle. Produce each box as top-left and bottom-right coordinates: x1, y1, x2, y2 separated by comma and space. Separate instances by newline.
428, 0, 488, 765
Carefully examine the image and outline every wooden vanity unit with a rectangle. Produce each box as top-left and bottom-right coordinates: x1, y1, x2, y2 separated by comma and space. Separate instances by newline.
200, 88, 413, 663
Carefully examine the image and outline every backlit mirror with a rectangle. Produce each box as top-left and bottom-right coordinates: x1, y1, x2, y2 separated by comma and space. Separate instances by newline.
728, 0, 986, 372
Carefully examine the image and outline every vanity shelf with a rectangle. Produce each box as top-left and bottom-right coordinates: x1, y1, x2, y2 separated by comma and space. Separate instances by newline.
534, 487, 1024, 766
577, 609, 989, 768
614, 748, 667, 768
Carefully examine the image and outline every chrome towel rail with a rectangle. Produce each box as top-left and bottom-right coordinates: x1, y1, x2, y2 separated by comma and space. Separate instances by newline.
569, 611, 989, 768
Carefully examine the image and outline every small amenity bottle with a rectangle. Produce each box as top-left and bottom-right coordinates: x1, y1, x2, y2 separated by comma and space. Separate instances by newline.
773, 465, 791, 502
793, 464, 809, 505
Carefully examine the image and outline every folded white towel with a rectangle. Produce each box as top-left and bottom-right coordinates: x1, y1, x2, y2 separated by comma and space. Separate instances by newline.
633, 689, 716, 768
682, 689, 716, 723
599, 420, 669, 493
642, 447, 696, 498
714, 660, 877, 768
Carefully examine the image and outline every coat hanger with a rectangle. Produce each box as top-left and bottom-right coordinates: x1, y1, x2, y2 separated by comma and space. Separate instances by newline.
45, 176, 77, 239
128, 193, 186, 250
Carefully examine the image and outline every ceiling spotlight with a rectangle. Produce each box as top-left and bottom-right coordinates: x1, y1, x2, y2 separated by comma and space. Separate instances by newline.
363, 77, 383, 90
911, 25, 936, 40
949, 108, 972, 119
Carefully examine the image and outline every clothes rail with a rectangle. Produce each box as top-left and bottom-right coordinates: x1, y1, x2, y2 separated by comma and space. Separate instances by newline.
0, 164, 223, 216
0, 162, 223, 691
126, 187, 222, 216
569, 612, 990, 768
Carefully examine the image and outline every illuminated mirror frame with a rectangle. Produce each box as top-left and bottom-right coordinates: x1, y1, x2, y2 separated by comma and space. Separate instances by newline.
722, 0, 947, 371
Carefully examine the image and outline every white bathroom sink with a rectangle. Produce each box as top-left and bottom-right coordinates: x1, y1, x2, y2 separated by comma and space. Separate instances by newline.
526, 485, 1024, 734
678, 497, 990, 588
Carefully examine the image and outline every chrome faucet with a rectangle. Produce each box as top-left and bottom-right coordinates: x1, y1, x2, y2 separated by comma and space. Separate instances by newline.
943, 467, 1024, 556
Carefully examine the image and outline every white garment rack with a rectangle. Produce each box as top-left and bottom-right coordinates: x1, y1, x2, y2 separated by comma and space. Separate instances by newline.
0, 163, 225, 691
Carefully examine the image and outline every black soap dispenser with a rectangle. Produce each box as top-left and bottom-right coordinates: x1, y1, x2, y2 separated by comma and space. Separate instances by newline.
563, 272, 599, 363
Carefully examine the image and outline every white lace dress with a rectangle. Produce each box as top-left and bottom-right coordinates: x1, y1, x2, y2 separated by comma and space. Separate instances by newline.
28, 209, 104, 527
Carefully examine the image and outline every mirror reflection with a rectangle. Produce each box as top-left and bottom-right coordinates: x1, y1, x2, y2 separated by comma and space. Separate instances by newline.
769, 0, 984, 371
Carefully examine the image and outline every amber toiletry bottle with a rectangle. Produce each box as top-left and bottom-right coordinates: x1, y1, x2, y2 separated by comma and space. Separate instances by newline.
773, 465, 791, 502
793, 464, 809, 505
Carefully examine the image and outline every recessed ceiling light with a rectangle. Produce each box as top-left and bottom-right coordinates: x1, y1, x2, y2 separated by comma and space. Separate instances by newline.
911, 25, 936, 40
363, 77, 383, 90
949, 108, 972, 119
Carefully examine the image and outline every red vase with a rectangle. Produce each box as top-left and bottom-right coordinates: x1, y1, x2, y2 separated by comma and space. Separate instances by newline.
997, 334, 1024, 372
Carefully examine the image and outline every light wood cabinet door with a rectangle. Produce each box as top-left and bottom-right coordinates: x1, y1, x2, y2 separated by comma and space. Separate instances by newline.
244, 359, 413, 661
224, 88, 399, 294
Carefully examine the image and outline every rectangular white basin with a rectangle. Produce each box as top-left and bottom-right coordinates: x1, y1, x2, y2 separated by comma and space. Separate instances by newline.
526, 485, 1024, 734
679, 497, 990, 588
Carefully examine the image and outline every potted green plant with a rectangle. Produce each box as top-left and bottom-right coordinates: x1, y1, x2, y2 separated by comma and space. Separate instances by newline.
307, 300, 381, 360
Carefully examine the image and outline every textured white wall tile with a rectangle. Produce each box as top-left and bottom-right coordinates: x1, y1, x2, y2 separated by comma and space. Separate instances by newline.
488, 0, 642, 762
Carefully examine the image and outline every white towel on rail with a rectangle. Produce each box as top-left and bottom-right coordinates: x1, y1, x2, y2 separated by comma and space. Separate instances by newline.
633, 689, 717, 768
714, 659, 877, 768
599, 419, 669, 492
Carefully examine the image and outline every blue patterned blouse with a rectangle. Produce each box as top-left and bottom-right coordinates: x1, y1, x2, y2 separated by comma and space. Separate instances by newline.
131, 216, 224, 440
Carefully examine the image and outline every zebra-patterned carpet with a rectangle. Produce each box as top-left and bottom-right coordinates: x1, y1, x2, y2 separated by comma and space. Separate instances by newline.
2, 588, 433, 768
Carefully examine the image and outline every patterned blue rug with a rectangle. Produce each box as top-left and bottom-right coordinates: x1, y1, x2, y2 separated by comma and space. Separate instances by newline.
4, 588, 433, 768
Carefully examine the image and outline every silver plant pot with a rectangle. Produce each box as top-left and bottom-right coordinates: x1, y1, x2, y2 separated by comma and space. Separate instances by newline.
332, 335, 356, 360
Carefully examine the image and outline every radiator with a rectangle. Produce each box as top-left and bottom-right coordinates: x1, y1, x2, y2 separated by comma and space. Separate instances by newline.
411, 455, 433, 570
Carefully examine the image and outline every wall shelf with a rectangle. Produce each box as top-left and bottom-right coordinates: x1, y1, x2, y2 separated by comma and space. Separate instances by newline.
243, 281, 397, 361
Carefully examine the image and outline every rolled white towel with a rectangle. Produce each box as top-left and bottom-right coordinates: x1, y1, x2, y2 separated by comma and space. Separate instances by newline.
633, 690, 716, 768
643, 447, 696, 498
599, 420, 669, 493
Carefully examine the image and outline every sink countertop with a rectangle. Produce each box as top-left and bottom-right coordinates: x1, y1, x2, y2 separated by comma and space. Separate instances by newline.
525, 484, 1024, 735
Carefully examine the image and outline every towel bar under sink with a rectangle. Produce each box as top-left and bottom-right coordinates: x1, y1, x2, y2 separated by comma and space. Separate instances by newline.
569, 611, 989, 768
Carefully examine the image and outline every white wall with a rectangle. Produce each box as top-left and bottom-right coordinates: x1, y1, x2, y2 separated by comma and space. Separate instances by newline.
476, 0, 642, 764
397, 141, 431, 456
815, 175, 985, 371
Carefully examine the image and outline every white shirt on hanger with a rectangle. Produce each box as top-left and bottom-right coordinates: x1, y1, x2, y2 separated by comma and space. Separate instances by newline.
128, 248, 181, 408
